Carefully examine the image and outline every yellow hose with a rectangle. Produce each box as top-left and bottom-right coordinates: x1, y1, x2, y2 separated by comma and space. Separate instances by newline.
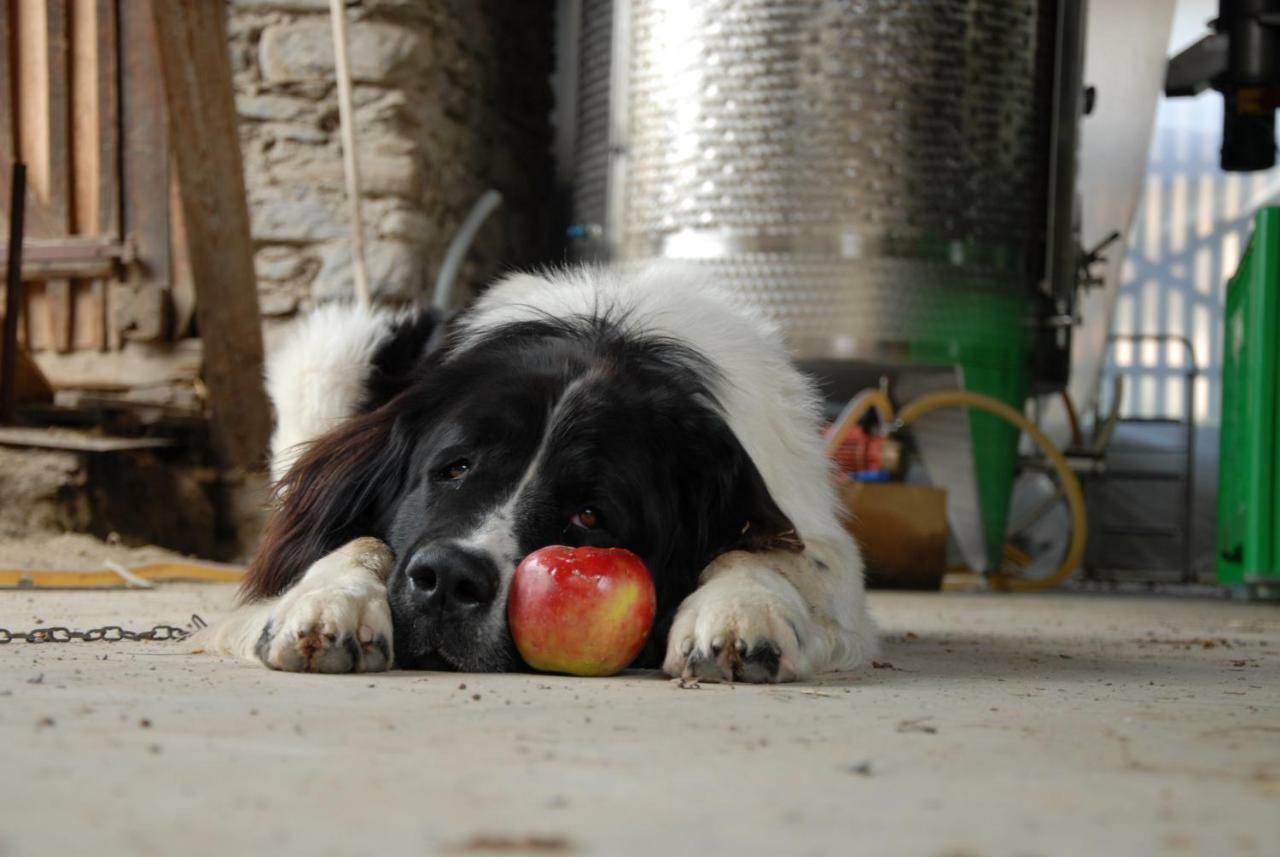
897, 391, 1087, 592
0, 561, 245, 589
1060, 389, 1084, 449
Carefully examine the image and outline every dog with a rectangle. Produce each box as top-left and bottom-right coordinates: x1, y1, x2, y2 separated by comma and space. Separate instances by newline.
206, 265, 877, 682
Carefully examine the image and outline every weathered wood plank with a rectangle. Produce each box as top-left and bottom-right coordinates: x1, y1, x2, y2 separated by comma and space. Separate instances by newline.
14, 0, 75, 352
13, 3, 47, 352
70, 0, 97, 350
2, 1, 59, 239
117, 0, 168, 343
98, 0, 121, 351
2, 2, 59, 239
151, 0, 269, 471
70, 0, 97, 236
94, 0, 118, 239
168, 164, 196, 338
33, 335, 202, 389
0, 0, 13, 212
43, 0, 73, 353
16, 0, 51, 204
90, 0, 119, 350
68, 0, 115, 350
0, 425, 173, 451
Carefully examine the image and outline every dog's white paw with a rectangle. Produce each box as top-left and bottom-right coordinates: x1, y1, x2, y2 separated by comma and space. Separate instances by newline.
662, 551, 815, 683
256, 538, 395, 673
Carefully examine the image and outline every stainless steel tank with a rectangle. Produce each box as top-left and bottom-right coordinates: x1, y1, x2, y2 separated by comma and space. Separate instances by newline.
569, 0, 1079, 567
574, 0, 1061, 366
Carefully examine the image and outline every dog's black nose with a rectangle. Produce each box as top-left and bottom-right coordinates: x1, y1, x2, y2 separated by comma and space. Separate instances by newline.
405, 544, 499, 613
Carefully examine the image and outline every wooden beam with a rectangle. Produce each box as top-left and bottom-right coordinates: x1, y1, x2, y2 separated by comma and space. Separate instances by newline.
93, 0, 118, 242
150, 0, 269, 472
33, 335, 202, 390
70, 0, 98, 238
1, 2, 59, 241
92, 0, 119, 351
0, 0, 14, 212
70, 0, 114, 350
116, 0, 169, 343
0, 425, 172, 452
20, 0, 74, 353
2, 236, 130, 284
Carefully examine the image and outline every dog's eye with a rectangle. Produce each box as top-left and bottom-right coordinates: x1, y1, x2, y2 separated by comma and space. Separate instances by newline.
570, 508, 602, 530
435, 459, 472, 481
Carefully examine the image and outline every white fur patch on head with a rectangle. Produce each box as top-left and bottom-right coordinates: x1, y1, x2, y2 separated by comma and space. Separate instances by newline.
265, 303, 397, 481
449, 374, 592, 635
454, 501, 523, 571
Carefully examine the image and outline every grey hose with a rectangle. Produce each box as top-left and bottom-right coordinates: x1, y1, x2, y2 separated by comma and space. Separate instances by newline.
432, 190, 503, 312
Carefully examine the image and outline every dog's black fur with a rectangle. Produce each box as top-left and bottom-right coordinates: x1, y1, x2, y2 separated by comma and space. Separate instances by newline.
244, 313, 799, 672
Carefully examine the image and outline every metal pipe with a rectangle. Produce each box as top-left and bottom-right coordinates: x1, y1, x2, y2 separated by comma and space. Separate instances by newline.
1, 163, 27, 423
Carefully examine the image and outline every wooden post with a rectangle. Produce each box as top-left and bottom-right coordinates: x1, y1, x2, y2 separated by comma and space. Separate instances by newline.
118, 0, 171, 345
2, 164, 27, 423
16, 0, 74, 353
150, 1, 270, 472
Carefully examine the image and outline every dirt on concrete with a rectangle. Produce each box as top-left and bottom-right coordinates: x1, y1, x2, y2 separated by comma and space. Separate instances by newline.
0, 447, 90, 538
0, 531, 189, 570
0, 587, 1277, 856
0, 444, 268, 564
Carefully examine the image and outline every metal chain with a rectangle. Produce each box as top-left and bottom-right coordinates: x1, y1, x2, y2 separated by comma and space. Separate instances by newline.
0, 614, 206, 645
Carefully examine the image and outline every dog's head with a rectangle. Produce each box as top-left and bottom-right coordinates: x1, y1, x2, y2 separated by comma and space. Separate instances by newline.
244, 317, 798, 671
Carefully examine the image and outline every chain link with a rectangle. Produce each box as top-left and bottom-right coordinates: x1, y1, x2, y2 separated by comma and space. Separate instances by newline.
0, 615, 206, 645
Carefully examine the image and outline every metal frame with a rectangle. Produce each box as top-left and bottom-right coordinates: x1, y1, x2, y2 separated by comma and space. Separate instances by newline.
1037, 0, 1090, 391
1090, 333, 1200, 583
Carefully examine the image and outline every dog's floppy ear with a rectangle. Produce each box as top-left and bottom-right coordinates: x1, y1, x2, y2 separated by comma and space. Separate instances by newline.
693, 420, 803, 557
722, 451, 804, 554
240, 403, 409, 601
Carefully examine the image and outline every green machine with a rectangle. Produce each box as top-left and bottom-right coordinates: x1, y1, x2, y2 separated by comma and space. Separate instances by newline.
1218, 206, 1280, 600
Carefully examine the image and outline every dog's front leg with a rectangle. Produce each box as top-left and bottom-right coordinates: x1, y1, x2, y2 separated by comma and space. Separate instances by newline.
663, 548, 876, 683
202, 538, 396, 673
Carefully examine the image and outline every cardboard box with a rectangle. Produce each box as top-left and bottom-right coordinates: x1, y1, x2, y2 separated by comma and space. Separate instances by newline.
840, 482, 948, 590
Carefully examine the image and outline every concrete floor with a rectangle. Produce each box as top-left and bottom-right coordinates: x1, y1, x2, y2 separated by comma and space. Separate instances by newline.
1, 585, 1276, 857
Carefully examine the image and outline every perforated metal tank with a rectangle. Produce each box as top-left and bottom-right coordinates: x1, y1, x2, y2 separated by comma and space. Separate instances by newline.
575, 0, 1059, 366
571, 0, 1070, 565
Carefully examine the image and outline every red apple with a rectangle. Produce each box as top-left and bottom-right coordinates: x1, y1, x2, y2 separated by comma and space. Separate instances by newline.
508, 546, 657, 677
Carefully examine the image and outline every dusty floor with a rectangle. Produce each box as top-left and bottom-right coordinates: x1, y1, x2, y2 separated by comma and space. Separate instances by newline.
0, 584, 1276, 857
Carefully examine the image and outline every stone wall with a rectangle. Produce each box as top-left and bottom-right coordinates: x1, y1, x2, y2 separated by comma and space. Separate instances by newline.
227, 0, 555, 321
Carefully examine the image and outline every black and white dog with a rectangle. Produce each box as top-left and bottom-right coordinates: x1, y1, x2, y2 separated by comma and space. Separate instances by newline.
207, 265, 876, 682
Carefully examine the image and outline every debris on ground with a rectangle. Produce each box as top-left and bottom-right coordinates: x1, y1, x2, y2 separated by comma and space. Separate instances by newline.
896, 717, 938, 735
450, 833, 572, 853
